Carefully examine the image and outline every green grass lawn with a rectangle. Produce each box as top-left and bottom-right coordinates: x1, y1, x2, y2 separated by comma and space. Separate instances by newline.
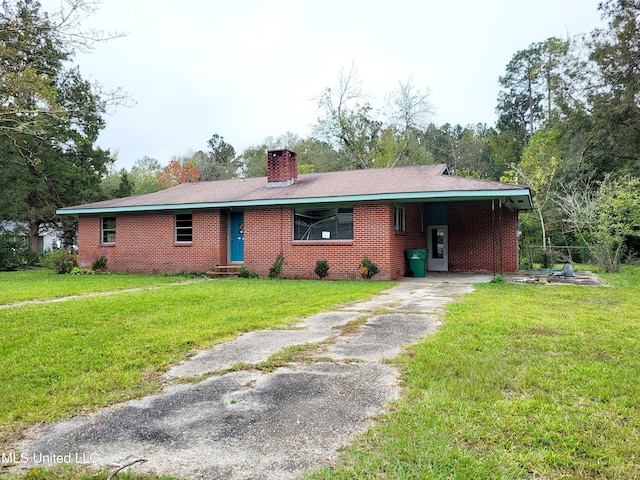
307, 266, 640, 479
0, 270, 189, 305
4, 267, 640, 479
0, 274, 392, 443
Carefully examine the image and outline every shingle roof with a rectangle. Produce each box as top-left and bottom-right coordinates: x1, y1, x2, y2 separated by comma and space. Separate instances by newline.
58, 164, 533, 214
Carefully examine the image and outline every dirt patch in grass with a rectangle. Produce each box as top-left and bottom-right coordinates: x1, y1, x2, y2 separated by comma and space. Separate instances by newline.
505, 270, 604, 286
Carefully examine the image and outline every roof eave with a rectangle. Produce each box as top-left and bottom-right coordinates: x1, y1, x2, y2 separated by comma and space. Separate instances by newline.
57, 188, 533, 215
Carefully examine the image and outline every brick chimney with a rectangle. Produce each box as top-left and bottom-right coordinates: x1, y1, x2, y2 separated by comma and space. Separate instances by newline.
267, 149, 297, 187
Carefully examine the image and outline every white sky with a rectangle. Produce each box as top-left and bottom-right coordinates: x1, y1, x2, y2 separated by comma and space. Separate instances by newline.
51, 0, 604, 169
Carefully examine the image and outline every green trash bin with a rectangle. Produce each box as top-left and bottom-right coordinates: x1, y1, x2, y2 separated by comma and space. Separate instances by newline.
405, 248, 428, 277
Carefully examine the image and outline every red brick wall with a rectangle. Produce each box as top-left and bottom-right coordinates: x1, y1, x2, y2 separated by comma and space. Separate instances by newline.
76, 201, 519, 277
77, 210, 227, 274
244, 203, 407, 280
390, 203, 427, 279
447, 203, 519, 272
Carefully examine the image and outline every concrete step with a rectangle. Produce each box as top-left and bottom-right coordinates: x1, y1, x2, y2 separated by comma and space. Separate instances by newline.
205, 265, 242, 278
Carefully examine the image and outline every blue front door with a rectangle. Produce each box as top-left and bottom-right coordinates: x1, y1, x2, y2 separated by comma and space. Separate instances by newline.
230, 212, 244, 263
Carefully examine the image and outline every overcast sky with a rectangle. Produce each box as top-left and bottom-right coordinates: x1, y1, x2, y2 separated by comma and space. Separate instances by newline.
50, 0, 605, 169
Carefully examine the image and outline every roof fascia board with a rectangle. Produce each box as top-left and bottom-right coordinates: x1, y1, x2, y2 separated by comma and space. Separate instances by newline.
57, 189, 532, 215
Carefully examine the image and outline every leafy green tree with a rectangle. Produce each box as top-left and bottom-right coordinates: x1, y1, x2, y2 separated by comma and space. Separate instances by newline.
502, 129, 562, 249
241, 143, 269, 178
114, 169, 134, 198
419, 123, 456, 166
581, 0, 640, 176
557, 175, 640, 272
241, 135, 346, 177
487, 130, 523, 176
496, 38, 570, 146
417, 123, 498, 178
130, 156, 162, 194
293, 137, 346, 173
0, 0, 113, 251
192, 133, 237, 181
0, 0, 68, 138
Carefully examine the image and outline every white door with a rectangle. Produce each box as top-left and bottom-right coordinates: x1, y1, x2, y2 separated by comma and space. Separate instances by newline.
427, 226, 448, 271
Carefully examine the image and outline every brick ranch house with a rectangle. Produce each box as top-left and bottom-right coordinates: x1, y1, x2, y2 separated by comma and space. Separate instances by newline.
57, 149, 533, 280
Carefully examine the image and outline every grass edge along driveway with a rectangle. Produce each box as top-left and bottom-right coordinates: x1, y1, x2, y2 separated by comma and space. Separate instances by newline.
306, 266, 640, 479
0, 275, 392, 445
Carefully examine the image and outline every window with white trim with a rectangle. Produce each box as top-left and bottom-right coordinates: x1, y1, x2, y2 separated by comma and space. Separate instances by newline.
293, 207, 353, 241
101, 217, 116, 243
175, 213, 193, 242
394, 206, 406, 232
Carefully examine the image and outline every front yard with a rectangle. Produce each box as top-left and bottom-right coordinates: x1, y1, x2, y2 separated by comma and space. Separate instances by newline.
308, 266, 640, 479
0, 272, 391, 445
1, 267, 639, 479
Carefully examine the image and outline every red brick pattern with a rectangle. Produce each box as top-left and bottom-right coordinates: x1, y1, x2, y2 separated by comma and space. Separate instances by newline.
267, 149, 298, 186
77, 210, 227, 274
245, 203, 397, 280
390, 203, 427, 279
76, 202, 520, 278
448, 203, 518, 272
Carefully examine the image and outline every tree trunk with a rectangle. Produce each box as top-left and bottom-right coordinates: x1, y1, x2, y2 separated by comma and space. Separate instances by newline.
28, 222, 40, 253
528, 77, 534, 142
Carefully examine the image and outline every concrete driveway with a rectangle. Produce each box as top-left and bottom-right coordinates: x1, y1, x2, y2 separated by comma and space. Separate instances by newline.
17, 273, 491, 479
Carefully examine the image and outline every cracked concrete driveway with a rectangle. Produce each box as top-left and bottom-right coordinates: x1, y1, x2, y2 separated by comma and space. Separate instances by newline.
17, 273, 491, 480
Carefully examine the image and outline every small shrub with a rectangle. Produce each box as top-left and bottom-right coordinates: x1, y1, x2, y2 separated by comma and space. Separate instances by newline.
91, 255, 107, 272
314, 259, 330, 279
41, 250, 78, 274
541, 249, 554, 269
358, 256, 379, 279
490, 274, 505, 284
268, 251, 285, 278
70, 267, 95, 275
238, 266, 259, 278
0, 232, 33, 271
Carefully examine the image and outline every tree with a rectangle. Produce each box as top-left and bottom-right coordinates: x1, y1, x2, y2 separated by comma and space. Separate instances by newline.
314, 63, 382, 169
581, 0, 640, 176
0, 0, 114, 251
417, 123, 498, 178
383, 76, 434, 167
114, 169, 134, 198
130, 156, 162, 194
557, 175, 640, 272
240, 133, 346, 177
157, 159, 201, 188
496, 38, 570, 146
0, 0, 124, 138
502, 130, 561, 250
192, 133, 237, 181
292, 137, 346, 173
241, 143, 269, 178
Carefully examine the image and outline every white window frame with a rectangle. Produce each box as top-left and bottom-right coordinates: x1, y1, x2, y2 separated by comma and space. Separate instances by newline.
101, 217, 116, 244
394, 206, 406, 232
